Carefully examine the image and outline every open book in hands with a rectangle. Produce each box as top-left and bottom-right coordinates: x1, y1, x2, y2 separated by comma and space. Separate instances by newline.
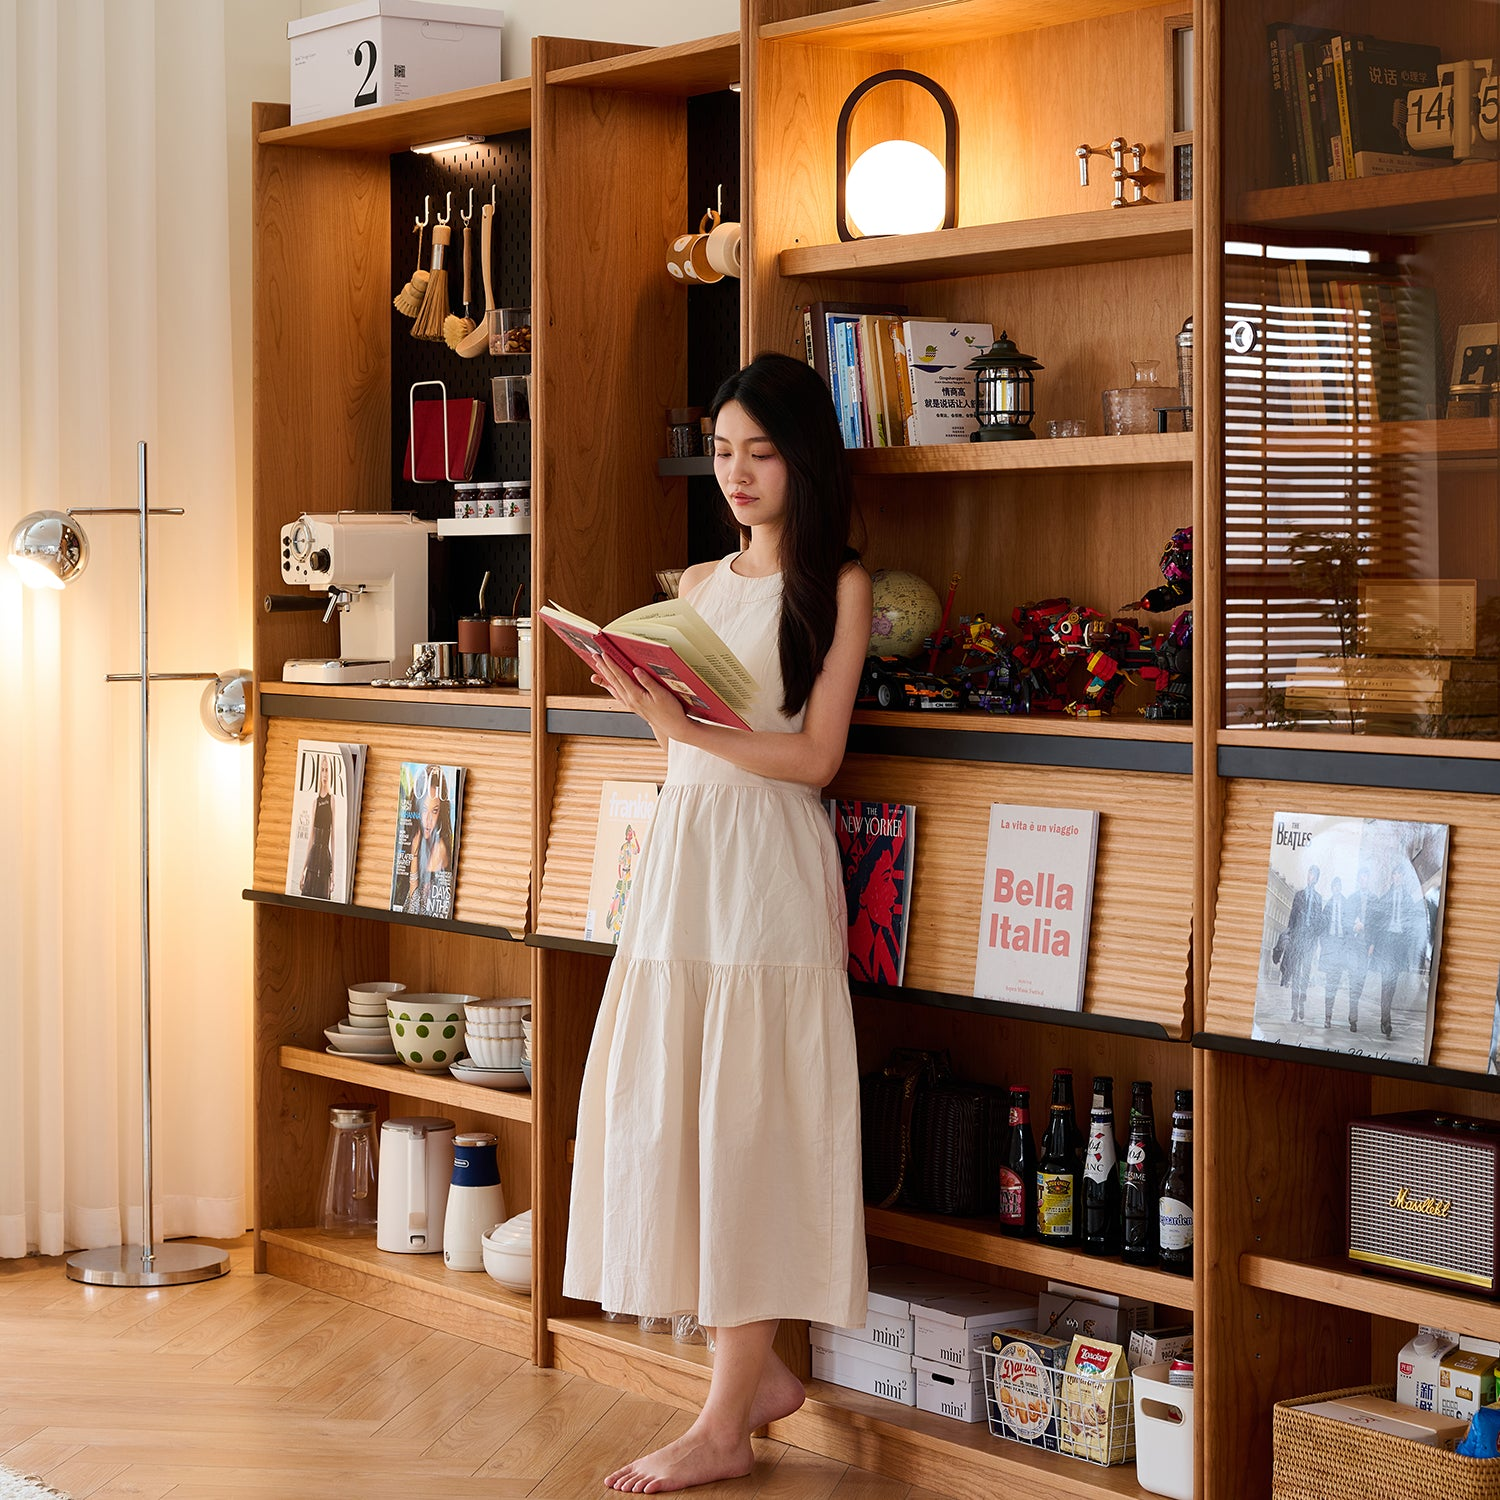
538, 597, 759, 730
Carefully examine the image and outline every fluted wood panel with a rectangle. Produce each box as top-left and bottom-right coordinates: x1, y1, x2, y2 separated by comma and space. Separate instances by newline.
536, 736, 669, 938
254, 718, 532, 933
1207, 779, 1500, 1072
831, 756, 1193, 1034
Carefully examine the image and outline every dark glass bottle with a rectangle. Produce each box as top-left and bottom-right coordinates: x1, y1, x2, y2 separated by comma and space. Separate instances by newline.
999, 1086, 1037, 1237
1158, 1088, 1194, 1277
1036, 1068, 1081, 1245
1081, 1075, 1121, 1256
1121, 1081, 1162, 1266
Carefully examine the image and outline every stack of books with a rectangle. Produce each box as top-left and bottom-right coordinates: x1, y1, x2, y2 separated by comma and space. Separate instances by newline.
1282, 655, 1499, 730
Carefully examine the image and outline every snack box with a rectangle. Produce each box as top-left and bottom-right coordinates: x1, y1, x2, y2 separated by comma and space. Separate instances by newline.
809, 1322, 912, 1374
914, 1356, 986, 1423
1438, 1348, 1500, 1423
1039, 1285, 1153, 1345
1397, 1327, 1459, 1412
1297, 1394, 1468, 1449
1129, 1325, 1194, 1369
864, 1265, 991, 1355
1060, 1335, 1134, 1464
987, 1328, 1071, 1448
914, 1290, 1039, 1372
810, 1334, 916, 1407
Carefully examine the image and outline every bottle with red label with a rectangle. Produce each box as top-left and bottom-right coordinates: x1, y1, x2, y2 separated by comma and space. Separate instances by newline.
1036, 1068, 1081, 1244
999, 1085, 1037, 1237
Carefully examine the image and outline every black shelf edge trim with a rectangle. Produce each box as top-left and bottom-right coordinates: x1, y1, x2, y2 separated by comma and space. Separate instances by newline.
545, 708, 657, 740
847, 723, 1192, 773
260, 691, 531, 734
525, 932, 618, 957
1218, 744, 1500, 795
852, 981, 1176, 1039
1194, 1032, 1500, 1094
657, 456, 716, 476
242, 888, 521, 942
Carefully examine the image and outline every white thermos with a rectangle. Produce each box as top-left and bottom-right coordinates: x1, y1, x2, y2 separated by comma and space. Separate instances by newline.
376, 1116, 455, 1254
443, 1131, 507, 1271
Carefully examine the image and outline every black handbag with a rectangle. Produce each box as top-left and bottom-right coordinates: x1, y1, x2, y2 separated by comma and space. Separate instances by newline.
859, 1048, 952, 1208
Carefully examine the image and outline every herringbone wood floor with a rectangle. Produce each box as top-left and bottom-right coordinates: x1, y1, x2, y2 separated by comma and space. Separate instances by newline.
0, 1240, 948, 1500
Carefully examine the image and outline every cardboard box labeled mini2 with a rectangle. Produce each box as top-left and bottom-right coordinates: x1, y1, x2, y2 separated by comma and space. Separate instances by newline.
288, 1, 504, 126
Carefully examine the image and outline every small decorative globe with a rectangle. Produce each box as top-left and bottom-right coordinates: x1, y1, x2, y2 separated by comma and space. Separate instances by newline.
868, 569, 942, 658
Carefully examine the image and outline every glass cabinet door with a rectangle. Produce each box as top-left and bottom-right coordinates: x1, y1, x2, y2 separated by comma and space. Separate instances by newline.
1220, 1, 1500, 740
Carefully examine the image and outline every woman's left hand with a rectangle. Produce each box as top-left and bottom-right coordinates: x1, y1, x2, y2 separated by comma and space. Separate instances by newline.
592, 654, 691, 749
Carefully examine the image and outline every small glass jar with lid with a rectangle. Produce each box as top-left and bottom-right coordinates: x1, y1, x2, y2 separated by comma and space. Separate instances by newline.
500, 479, 531, 518
667, 406, 704, 458
453, 482, 481, 520
474, 480, 503, 519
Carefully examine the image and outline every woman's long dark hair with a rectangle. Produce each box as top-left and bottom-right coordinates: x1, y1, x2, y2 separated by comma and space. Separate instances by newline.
709, 352, 858, 717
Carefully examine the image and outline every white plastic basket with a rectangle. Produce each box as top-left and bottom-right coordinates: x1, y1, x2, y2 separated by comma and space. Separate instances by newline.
1133, 1363, 1194, 1499
981, 1347, 1136, 1466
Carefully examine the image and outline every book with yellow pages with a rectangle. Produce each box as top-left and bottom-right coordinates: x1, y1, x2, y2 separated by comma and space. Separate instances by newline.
538, 597, 758, 731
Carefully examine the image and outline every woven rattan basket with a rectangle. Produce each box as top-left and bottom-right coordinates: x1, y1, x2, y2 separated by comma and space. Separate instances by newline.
1273, 1383, 1500, 1500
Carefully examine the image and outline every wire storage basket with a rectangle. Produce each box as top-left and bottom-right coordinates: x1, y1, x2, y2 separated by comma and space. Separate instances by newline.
982, 1347, 1136, 1467
1273, 1384, 1500, 1500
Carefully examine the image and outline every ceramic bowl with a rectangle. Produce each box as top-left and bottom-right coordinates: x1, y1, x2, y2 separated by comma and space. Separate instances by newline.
521, 1059, 532, 1088
464, 1019, 523, 1039
466, 1034, 523, 1069
465, 997, 529, 1018
349, 981, 405, 1008
324, 1026, 399, 1055
389, 994, 475, 1023
343, 1014, 389, 1031
387, 1011, 465, 1071
481, 1213, 533, 1293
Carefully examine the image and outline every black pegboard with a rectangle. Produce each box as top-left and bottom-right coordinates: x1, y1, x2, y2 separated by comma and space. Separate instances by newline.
685, 90, 742, 568
390, 135, 532, 636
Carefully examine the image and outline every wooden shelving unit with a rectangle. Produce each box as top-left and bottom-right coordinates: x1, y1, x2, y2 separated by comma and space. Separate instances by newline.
257, 78, 532, 153
780, 202, 1192, 282
1235, 160, 1499, 233
847, 432, 1193, 475
759, 0, 1165, 49
1226, 417, 1498, 465
280, 1045, 533, 1124
545, 32, 739, 94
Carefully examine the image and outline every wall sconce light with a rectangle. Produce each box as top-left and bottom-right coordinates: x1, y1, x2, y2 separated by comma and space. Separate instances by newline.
836, 69, 958, 242
8, 441, 251, 1287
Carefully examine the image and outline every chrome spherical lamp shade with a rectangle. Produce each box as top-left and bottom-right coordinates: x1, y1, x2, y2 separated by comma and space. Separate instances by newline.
200, 670, 254, 743
7, 509, 89, 589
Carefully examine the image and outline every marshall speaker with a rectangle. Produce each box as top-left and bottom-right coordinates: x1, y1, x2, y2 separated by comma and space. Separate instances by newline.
1348, 1112, 1500, 1295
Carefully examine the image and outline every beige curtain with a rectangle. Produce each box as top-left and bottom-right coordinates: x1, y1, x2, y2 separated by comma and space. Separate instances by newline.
0, 0, 261, 1256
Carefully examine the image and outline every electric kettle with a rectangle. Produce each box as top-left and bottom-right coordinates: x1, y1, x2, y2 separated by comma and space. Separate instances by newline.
376, 1116, 455, 1253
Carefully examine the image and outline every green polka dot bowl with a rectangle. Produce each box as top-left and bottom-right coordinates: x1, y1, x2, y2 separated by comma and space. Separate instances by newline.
387, 993, 476, 1072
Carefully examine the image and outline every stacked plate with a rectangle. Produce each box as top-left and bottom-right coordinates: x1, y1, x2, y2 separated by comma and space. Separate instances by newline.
451, 998, 530, 1090
325, 982, 404, 1063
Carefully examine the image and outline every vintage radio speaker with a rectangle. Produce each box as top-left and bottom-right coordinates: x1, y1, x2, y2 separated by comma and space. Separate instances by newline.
1348, 1112, 1500, 1295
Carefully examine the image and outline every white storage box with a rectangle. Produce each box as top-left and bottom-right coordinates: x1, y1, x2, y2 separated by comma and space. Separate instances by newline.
914, 1357, 986, 1423
914, 1290, 1038, 1371
1039, 1284, 1153, 1346
1132, 1364, 1194, 1499
810, 1323, 912, 1374
288, 2, 505, 126
864, 1265, 991, 1354
810, 1338, 916, 1406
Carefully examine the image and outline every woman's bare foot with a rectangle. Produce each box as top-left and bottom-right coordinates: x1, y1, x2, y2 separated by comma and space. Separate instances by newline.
605, 1419, 754, 1493
747, 1351, 806, 1431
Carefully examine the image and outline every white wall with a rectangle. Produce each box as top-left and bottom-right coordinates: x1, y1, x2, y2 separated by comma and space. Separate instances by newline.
294, 0, 740, 78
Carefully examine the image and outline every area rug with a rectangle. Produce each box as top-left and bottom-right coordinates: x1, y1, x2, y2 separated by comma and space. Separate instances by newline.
0, 1468, 69, 1500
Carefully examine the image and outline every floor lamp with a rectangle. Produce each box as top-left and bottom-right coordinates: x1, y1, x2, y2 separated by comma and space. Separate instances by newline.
8, 440, 252, 1287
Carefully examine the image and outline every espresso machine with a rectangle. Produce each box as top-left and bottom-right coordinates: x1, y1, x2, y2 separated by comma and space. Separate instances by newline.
278, 511, 437, 683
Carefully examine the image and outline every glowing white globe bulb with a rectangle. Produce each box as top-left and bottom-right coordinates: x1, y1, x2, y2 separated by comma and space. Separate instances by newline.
845, 139, 947, 237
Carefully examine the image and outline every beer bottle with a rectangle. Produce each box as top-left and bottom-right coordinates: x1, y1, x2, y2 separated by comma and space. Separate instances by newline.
1121, 1082, 1161, 1266
999, 1085, 1037, 1237
1036, 1068, 1080, 1245
1081, 1075, 1121, 1256
1158, 1088, 1194, 1276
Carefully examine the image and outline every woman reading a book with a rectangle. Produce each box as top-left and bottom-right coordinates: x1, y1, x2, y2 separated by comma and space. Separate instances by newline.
565, 352, 873, 1494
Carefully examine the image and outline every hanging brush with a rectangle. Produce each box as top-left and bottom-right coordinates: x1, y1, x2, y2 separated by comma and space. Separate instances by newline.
444, 192, 477, 350
393, 202, 431, 318
411, 223, 452, 341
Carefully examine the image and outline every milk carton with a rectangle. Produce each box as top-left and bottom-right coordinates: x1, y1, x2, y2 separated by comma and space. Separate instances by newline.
1438, 1347, 1499, 1424
1396, 1327, 1459, 1411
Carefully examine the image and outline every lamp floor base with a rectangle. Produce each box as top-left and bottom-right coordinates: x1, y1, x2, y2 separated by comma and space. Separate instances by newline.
65, 1241, 230, 1287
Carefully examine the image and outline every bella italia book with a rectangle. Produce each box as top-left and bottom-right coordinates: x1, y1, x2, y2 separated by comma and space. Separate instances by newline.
284, 740, 367, 905
584, 781, 660, 944
1251, 811, 1450, 1065
972, 804, 1100, 1010
389, 762, 466, 921
827, 799, 916, 986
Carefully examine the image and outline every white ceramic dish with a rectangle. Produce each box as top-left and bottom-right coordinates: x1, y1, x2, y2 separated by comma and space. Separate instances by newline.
343, 1014, 389, 1030
347, 999, 392, 1015
349, 981, 405, 1006
324, 1025, 400, 1054
480, 1219, 532, 1292
450, 1061, 529, 1090
325, 1045, 399, 1063
465, 1034, 523, 1069
390, 993, 479, 1019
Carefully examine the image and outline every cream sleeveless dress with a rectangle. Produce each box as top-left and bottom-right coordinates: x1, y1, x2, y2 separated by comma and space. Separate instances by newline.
563, 554, 868, 1330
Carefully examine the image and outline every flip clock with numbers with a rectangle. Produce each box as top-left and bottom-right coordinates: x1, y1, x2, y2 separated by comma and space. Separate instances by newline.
1406, 59, 1500, 161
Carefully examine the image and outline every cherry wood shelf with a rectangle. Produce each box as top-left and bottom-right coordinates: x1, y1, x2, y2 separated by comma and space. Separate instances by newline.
1230, 417, 1497, 464
243, 888, 522, 941
257, 78, 532, 153
865, 1206, 1193, 1308
264, 682, 532, 710
549, 1313, 1153, 1499
847, 432, 1193, 475
852, 709, 1190, 740
545, 33, 739, 95
1236, 161, 1499, 234
780, 202, 1192, 283
279, 1045, 533, 1124
1218, 728, 1500, 764
1240, 1252, 1500, 1343
759, 0, 1164, 51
